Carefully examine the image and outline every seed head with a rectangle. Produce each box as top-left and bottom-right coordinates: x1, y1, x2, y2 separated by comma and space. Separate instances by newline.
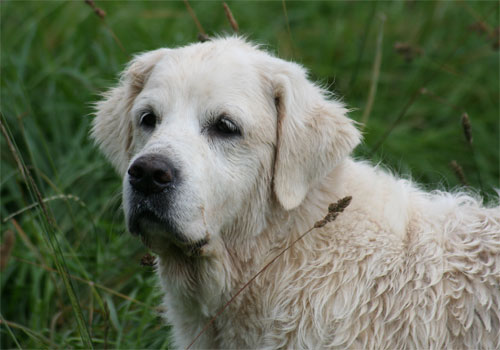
198, 33, 210, 42
449, 160, 468, 186
315, 196, 353, 228
140, 253, 156, 267
313, 219, 326, 228
84, 0, 106, 19
461, 113, 473, 144
328, 196, 353, 214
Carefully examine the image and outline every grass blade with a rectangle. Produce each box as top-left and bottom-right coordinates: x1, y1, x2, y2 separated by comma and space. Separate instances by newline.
1, 316, 59, 349
361, 13, 386, 129
1, 116, 94, 349
0, 314, 22, 349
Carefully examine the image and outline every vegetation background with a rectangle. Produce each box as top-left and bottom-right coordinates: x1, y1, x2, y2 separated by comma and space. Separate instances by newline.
1, 0, 498, 348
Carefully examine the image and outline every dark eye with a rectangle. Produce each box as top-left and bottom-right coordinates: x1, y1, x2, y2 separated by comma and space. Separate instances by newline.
139, 111, 157, 129
213, 116, 240, 136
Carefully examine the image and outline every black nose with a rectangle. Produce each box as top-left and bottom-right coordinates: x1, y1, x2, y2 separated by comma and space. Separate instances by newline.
128, 154, 176, 195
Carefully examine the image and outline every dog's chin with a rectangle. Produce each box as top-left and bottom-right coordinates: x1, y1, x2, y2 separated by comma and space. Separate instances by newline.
129, 211, 208, 256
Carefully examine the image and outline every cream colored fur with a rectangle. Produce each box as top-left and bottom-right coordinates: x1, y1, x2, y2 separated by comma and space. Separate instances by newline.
92, 37, 500, 349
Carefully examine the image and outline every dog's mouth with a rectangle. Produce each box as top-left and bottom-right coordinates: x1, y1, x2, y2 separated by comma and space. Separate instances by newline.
129, 209, 208, 256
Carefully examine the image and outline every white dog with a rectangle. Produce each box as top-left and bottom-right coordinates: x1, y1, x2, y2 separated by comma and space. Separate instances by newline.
92, 37, 500, 349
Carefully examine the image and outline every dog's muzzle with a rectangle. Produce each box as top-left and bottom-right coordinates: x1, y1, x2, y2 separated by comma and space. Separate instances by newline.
125, 153, 208, 254
128, 153, 177, 195
126, 153, 181, 236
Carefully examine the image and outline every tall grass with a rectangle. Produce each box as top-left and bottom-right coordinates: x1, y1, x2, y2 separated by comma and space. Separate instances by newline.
1, 1, 498, 349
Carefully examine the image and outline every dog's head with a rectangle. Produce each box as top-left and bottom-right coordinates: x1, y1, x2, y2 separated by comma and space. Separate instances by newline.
92, 37, 360, 255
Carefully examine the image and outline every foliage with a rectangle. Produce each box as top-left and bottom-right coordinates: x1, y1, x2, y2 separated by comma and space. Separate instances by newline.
1, 1, 498, 348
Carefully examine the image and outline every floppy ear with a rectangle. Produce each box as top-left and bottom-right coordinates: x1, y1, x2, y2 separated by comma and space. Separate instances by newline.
91, 49, 167, 174
270, 60, 361, 210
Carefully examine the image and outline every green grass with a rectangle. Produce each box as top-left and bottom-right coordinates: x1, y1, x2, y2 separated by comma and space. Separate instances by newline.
1, 1, 498, 348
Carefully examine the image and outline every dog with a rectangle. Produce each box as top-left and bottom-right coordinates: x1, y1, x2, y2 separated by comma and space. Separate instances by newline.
92, 37, 500, 349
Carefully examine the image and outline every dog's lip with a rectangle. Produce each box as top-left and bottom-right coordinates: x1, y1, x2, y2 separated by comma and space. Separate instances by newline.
129, 210, 209, 255
129, 210, 183, 240
179, 237, 210, 257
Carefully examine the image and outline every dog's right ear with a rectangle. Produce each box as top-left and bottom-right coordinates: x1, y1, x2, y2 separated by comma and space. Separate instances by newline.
91, 49, 167, 174
263, 58, 361, 211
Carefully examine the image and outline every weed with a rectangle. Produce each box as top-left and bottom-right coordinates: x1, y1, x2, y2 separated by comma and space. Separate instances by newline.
1, 1, 498, 348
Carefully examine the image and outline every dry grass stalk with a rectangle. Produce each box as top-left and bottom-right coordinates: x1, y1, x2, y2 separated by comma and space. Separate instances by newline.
461, 113, 473, 144
347, 0, 378, 92
0, 230, 15, 271
347, 1, 378, 90
281, 0, 295, 57
105, 24, 126, 53
420, 88, 462, 112
83, 0, 125, 53
3, 194, 85, 223
84, 0, 106, 19
370, 88, 423, 155
186, 196, 353, 349
223, 3, 239, 32
182, 0, 207, 38
450, 160, 469, 186
459, 113, 484, 195
361, 13, 385, 129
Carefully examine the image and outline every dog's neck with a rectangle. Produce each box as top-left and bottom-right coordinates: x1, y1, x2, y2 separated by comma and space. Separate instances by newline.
156, 159, 352, 346
157, 158, 351, 282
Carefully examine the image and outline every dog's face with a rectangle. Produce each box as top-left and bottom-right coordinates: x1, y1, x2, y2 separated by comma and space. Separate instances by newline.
92, 38, 360, 256
120, 43, 278, 254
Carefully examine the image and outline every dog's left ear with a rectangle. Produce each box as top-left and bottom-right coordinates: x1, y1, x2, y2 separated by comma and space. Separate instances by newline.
268, 59, 361, 210
92, 49, 167, 174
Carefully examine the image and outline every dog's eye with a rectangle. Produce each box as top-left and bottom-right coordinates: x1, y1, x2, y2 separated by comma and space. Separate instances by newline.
140, 111, 157, 129
213, 116, 240, 136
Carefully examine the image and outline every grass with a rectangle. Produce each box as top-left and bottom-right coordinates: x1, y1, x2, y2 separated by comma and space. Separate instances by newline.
1, 1, 499, 349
